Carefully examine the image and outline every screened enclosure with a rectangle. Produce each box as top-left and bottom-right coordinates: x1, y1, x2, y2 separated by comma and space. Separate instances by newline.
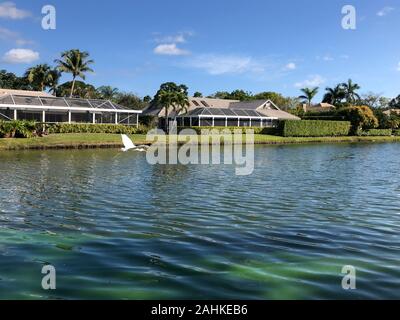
172, 107, 278, 128
0, 94, 142, 126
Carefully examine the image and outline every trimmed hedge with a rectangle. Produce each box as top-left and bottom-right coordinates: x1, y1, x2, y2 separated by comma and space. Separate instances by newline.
359, 129, 393, 136
279, 120, 351, 137
177, 126, 279, 135
47, 123, 149, 134
393, 130, 400, 136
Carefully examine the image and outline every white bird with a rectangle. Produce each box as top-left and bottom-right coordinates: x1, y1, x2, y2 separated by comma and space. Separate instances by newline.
121, 134, 148, 152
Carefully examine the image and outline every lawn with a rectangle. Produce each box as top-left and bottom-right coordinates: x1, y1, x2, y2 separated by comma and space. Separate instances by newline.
1, 133, 400, 151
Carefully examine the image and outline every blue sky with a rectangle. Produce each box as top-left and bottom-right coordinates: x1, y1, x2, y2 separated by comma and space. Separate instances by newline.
0, 0, 399, 100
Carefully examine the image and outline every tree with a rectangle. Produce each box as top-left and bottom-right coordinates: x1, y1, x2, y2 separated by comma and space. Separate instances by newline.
47, 69, 61, 95
193, 92, 203, 98
153, 82, 189, 132
322, 85, 345, 106
252, 91, 294, 109
389, 95, 400, 109
143, 95, 152, 103
115, 92, 147, 110
97, 86, 119, 100
0, 69, 30, 90
209, 91, 230, 99
24, 64, 52, 92
341, 79, 361, 104
55, 49, 94, 97
299, 87, 319, 107
339, 105, 378, 134
227, 89, 252, 101
56, 81, 99, 99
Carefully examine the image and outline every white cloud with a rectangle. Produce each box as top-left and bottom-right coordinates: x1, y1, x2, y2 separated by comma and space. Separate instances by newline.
340, 54, 350, 60
0, 2, 31, 19
284, 62, 296, 70
186, 54, 266, 75
377, 6, 394, 17
397, 62, 400, 71
0, 27, 33, 45
295, 75, 326, 88
154, 43, 190, 56
2, 48, 39, 63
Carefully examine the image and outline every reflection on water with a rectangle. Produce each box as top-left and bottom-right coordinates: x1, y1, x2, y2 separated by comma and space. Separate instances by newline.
1, 143, 400, 299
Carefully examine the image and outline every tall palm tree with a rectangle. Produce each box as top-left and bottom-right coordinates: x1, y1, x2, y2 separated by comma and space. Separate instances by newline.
24, 64, 52, 92
323, 84, 345, 106
341, 79, 361, 104
55, 49, 94, 97
47, 69, 61, 95
299, 87, 319, 107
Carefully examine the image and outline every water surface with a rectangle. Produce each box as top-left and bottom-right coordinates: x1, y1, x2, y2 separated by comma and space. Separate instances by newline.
1, 143, 400, 299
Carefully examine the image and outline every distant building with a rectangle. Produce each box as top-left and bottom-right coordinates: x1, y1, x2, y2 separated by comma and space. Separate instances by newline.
383, 109, 400, 116
0, 89, 141, 126
144, 97, 300, 128
0, 88, 53, 98
303, 102, 336, 113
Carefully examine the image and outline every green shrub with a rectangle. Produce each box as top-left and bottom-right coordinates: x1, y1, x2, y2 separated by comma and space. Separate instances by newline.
393, 130, 400, 136
47, 123, 150, 134
0, 120, 41, 138
359, 129, 393, 136
177, 126, 279, 135
279, 120, 351, 137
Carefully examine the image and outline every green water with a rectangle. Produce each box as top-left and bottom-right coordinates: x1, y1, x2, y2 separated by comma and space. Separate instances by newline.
1, 143, 400, 299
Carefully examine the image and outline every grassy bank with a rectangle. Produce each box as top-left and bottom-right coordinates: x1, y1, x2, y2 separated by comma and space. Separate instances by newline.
1, 133, 400, 151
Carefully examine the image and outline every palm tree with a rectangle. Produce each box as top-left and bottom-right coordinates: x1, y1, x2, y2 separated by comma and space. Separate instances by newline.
97, 86, 119, 100
341, 79, 361, 104
154, 82, 189, 132
54, 49, 94, 97
173, 91, 190, 126
299, 87, 319, 107
24, 64, 52, 92
47, 69, 61, 95
323, 85, 345, 105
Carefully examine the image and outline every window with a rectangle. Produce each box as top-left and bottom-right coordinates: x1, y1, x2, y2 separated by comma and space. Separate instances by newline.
200, 100, 210, 107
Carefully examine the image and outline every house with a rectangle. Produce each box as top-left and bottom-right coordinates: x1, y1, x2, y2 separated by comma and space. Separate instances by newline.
303, 102, 336, 113
383, 109, 400, 116
144, 97, 300, 128
0, 89, 141, 126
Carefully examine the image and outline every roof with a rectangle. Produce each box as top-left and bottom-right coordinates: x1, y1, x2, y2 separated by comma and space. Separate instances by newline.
0, 94, 141, 113
143, 97, 299, 120
184, 107, 277, 118
383, 109, 400, 116
0, 89, 53, 97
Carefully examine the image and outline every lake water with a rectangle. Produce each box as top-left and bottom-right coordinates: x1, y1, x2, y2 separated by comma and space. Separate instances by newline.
1, 143, 400, 299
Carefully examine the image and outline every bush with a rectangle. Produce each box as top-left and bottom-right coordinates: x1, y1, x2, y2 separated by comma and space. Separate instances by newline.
0, 120, 41, 138
177, 126, 279, 135
393, 130, 400, 136
279, 120, 351, 137
338, 106, 379, 134
47, 123, 149, 134
359, 129, 393, 136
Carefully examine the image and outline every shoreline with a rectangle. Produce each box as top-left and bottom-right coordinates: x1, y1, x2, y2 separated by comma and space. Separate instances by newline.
1, 133, 400, 151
